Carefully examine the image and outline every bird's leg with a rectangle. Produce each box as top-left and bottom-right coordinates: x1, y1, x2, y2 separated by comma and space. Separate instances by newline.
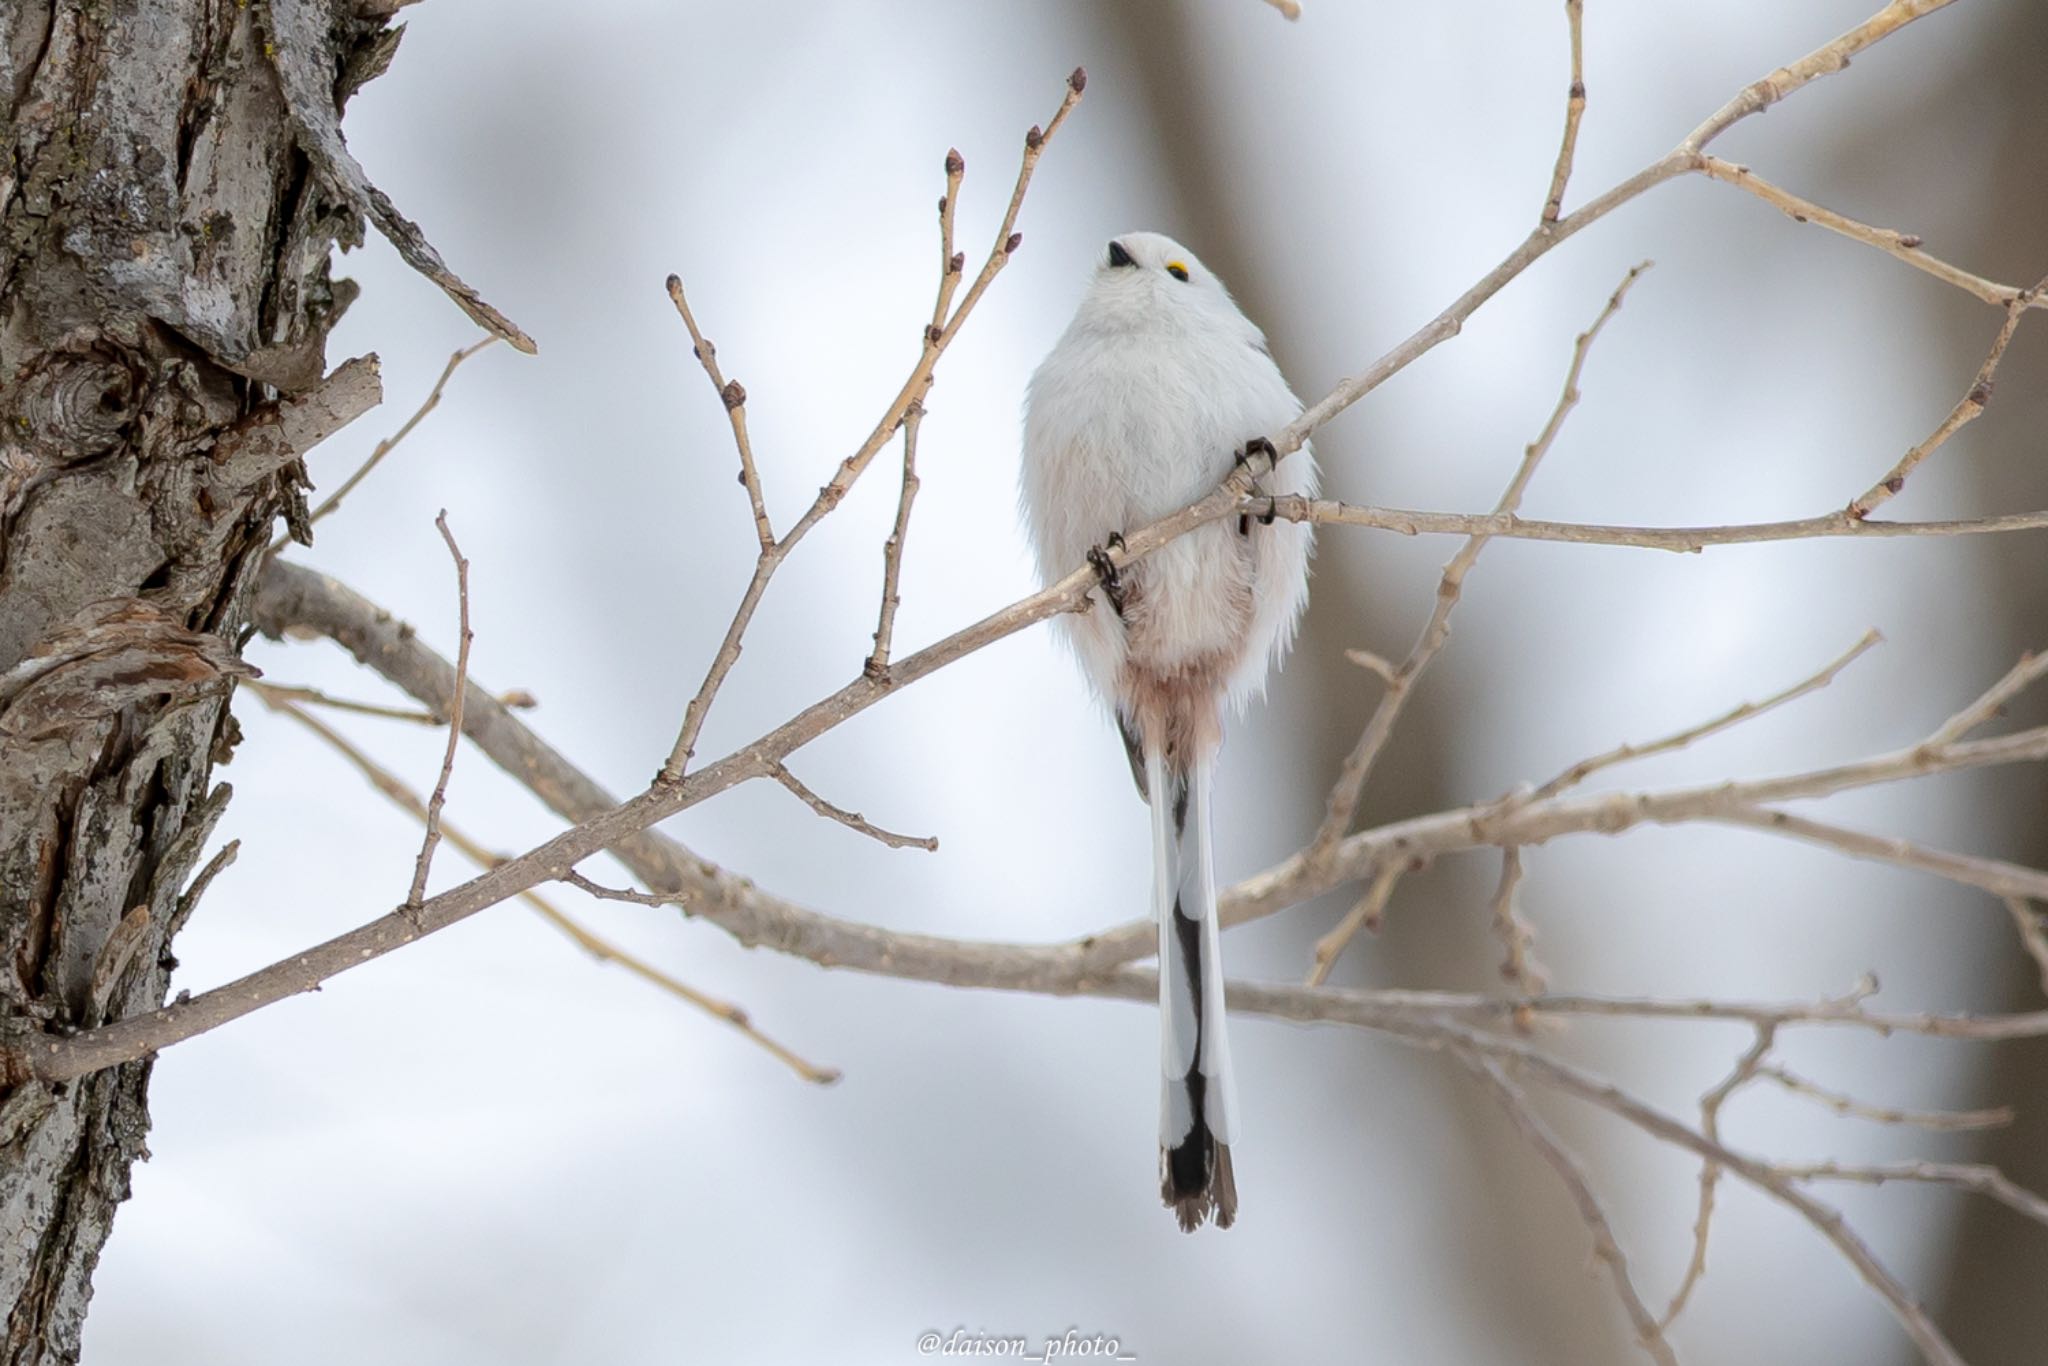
1235, 437, 1280, 535
1234, 435, 1277, 474
1087, 532, 1129, 618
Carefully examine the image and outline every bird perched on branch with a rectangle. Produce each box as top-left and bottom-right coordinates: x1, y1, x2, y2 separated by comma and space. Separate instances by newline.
1021, 232, 1316, 1231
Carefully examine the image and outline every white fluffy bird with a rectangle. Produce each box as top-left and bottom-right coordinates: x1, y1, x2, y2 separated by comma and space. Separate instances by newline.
1021, 231, 1316, 1231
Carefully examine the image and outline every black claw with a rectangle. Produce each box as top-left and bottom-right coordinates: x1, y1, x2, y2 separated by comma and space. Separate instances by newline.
1259, 495, 1278, 526
1234, 435, 1278, 471
1087, 542, 1128, 618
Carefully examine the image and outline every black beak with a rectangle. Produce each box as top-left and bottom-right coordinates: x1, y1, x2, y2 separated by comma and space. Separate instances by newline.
1107, 240, 1135, 268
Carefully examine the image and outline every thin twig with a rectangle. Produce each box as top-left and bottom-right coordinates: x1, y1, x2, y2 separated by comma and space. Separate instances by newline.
769, 762, 938, 853
1541, 0, 1586, 223
405, 512, 470, 911
1259, 0, 1302, 17
658, 68, 1087, 783
866, 400, 925, 678
1780, 1161, 2048, 1229
1261, 498, 2048, 553
1661, 1024, 1776, 1329
561, 869, 689, 909
251, 681, 443, 725
2004, 897, 2048, 997
1531, 629, 1882, 800
1462, 1050, 1680, 1366
666, 274, 774, 552
280, 335, 498, 550
1307, 261, 1651, 862
1757, 1063, 2012, 1131
1486, 848, 1548, 1022
251, 686, 835, 1083
1847, 276, 2045, 518
1306, 859, 1405, 986
1697, 156, 2041, 310
1927, 649, 2048, 746
1715, 805, 2048, 905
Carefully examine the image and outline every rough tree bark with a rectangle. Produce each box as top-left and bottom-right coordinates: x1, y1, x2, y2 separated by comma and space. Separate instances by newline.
0, 2, 414, 1358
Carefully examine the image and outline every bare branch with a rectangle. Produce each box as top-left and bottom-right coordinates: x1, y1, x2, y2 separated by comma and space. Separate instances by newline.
1262, 497, 2048, 553
1928, 647, 2048, 746
1307, 261, 1651, 860
658, 68, 1087, 783
1698, 156, 2041, 309
1847, 273, 2044, 518
1714, 805, 2048, 905
289, 336, 498, 545
404, 512, 471, 912
251, 687, 835, 1083
866, 399, 925, 678
1259, 0, 1302, 18
769, 762, 938, 853
1486, 848, 1548, 1017
1662, 1024, 1776, 1329
665, 274, 773, 552
1756, 1063, 2012, 1131
1781, 1161, 2048, 1230
1540, 0, 1586, 223
1532, 629, 1882, 801
2004, 897, 2048, 998
1306, 859, 1405, 987
1462, 1050, 1679, 1366
250, 681, 442, 725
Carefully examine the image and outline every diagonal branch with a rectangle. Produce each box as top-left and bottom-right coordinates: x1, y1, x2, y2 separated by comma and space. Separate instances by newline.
404, 512, 470, 911
1306, 261, 1651, 861
658, 69, 1087, 783
1461, 1049, 1680, 1366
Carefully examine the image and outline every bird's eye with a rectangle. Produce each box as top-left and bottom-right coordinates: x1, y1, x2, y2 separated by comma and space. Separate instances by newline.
1166, 262, 1191, 282
1107, 241, 1135, 268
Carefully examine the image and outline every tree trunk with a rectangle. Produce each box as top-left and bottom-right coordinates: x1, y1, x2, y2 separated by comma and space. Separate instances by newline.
0, 2, 393, 1359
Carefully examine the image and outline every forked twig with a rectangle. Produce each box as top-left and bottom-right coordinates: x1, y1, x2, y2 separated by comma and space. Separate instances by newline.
404, 511, 470, 912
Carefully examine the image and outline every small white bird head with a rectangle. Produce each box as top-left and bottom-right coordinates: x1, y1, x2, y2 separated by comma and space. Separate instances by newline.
1080, 231, 1258, 340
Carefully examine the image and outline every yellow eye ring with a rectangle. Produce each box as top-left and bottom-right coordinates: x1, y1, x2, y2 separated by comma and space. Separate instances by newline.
1165, 262, 1191, 282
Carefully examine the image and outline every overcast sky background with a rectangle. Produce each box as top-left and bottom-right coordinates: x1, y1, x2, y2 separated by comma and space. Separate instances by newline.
79, 2, 2048, 1363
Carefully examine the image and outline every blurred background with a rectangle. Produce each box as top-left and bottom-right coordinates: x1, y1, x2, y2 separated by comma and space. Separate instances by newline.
83, 1, 2048, 1362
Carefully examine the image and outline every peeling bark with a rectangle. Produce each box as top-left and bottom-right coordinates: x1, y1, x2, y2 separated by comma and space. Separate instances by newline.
0, 2, 392, 1359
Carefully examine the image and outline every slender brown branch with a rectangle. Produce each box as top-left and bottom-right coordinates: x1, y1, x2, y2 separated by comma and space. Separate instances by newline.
658, 68, 1086, 783
248, 681, 442, 726
282, 335, 497, 549
1307, 261, 1651, 860
1306, 859, 1405, 987
1780, 1161, 2048, 1229
866, 400, 924, 678
1662, 1024, 1776, 1329
404, 512, 470, 911
1715, 805, 2048, 905
1697, 156, 2039, 309
1423, 1019, 1965, 1366
1541, 0, 1586, 223
1928, 648, 2048, 746
250, 685, 835, 1083
1532, 629, 1882, 801
1848, 277, 2043, 518
2004, 897, 2048, 997
769, 762, 938, 853
666, 274, 773, 552
1262, 498, 2048, 553
1462, 1050, 1679, 1366
1756, 1063, 2012, 1131
1486, 848, 1547, 1019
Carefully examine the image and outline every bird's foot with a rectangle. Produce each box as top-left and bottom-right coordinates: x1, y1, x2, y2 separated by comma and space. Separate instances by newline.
1087, 534, 1129, 618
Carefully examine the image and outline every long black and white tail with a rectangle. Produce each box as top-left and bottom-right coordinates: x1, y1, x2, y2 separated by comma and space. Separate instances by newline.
1147, 743, 1239, 1231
